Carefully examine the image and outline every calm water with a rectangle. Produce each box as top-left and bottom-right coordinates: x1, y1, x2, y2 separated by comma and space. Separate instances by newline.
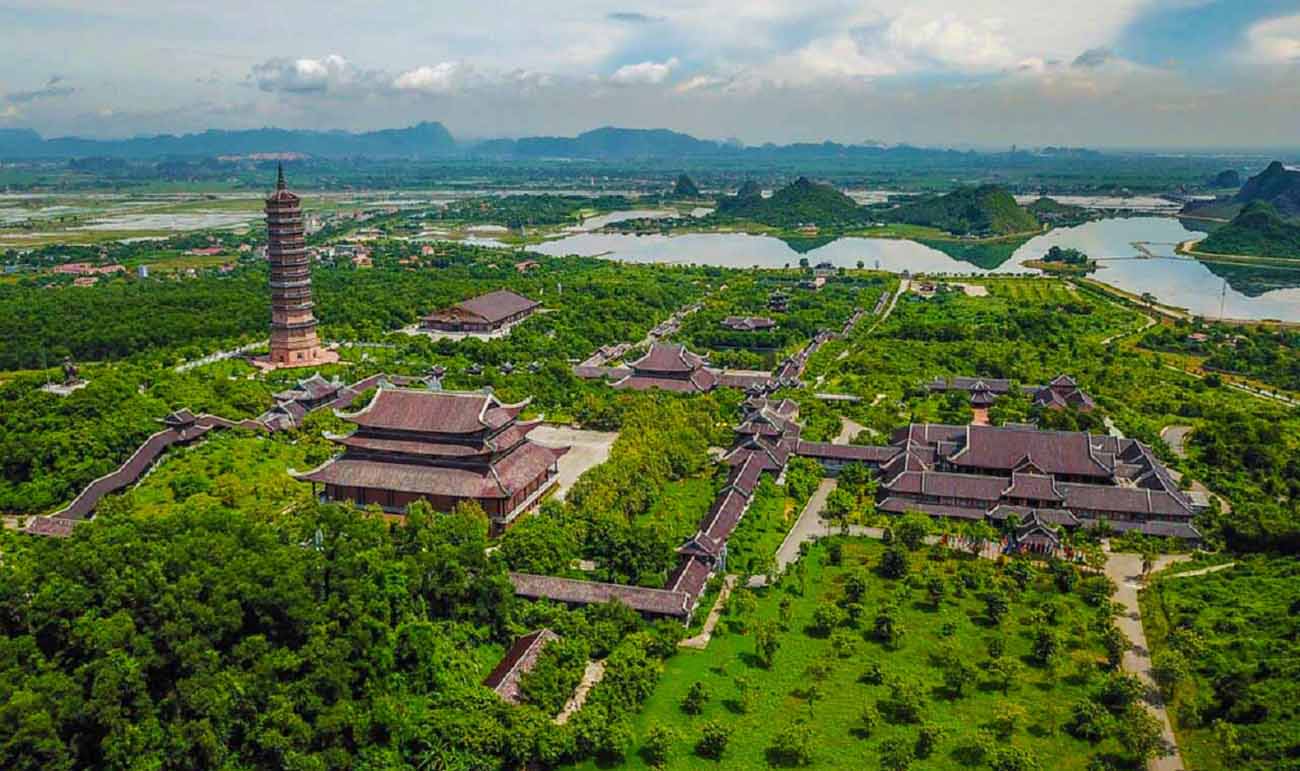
530, 217, 1300, 322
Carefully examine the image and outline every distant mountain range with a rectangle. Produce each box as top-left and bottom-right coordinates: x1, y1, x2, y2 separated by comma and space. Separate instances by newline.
0, 123, 1043, 162
0, 122, 458, 160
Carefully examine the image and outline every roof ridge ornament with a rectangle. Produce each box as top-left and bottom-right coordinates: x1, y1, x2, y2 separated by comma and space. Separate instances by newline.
276, 163, 286, 191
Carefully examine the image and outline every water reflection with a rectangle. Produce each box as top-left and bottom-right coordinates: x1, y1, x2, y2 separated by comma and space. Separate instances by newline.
529, 217, 1300, 321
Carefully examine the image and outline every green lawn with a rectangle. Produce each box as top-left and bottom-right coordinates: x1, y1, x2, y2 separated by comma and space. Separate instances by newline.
575, 538, 1126, 770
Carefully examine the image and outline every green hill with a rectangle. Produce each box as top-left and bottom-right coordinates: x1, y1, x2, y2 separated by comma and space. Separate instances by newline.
715, 176, 865, 228
887, 185, 1039, 236
673, 174, 700, 197
1235, 161, 1300, 218
1196, 201, 1300, 260
1182, 161, 1300, 221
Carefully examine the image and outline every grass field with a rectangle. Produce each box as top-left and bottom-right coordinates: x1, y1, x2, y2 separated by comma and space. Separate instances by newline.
574, 538, 1126, 770
1139, 557, 1300, 770
637, 475, 719, 543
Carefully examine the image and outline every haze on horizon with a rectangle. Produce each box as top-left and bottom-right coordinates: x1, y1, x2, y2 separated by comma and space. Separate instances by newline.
2, 0, 1299, 149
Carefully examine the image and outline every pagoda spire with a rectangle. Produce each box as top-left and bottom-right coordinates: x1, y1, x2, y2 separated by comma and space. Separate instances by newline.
276, 163, 286, 191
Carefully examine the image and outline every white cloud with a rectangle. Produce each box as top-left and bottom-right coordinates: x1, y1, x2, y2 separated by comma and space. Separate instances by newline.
252, 54, 374, 94
1245, 14, 1300, 65
393, 62, 470, 94
609, 57, 679, 85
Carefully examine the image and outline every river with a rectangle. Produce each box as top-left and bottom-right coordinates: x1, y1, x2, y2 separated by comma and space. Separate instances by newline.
529, 216, 1300, 322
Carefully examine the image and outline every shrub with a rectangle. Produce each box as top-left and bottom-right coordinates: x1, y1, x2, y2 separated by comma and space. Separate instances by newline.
983, 589, 1010, 624
879, 676, 925, 724
695, 721, 730, 760
858, 704, 881, 737
767, 723, 816, 766
1150, 648, 1188, 695
641, 724, 677, 767
810, 602, 845, 636
879, 735, 914, 771
1098, 672, 1144, 713
682, 681, 710, 715
991, 703, 1027, 737
942, 656, 978, 697
916, 722, 945, 758
1066, 699, 1112, 742
1117, 706, 1165, 765
1031, 628, 1059, 667
880, 546, 910, 579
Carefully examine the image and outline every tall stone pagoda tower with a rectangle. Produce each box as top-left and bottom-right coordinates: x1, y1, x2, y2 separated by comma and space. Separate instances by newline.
258, 165, 336, 369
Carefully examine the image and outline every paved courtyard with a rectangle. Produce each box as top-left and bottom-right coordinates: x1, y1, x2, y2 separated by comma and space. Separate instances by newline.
529, 425, 619, 500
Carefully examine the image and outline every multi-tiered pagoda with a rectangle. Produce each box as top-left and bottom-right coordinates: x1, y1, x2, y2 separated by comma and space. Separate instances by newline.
294, 386, 567, 530
257, 165, 336, 369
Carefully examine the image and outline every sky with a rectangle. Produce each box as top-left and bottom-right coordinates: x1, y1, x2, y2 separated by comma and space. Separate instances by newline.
1, 0, 1298, 148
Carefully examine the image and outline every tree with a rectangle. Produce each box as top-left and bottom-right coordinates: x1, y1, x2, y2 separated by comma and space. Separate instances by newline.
768, 723, 815, 766
1102, 624, 1128, 670
878, 735, 914, 771
1066, 699, 1112, 742
893, 512, 931, 550
991, 703, 1027, 738
825, 487, 856, 527
1031, 628, 1059, 667
985, 657, 1021, 695
695, 721, 730, 760
873, 606, 906, 649
1151, 649, 1188, 696
880, 547, 910, 579
986, 745, 1041, 771
879, 676, 925, 723
926, 576, 946, 609
857, 704, 880, 737
943, 656, 978, 697
682, 681, 710, 715
1004, 558, 1036, 590
733, 675, 757, 714
1117, 705, 1165, 764
1099, 672, 1145, 713
811, 602, 846, 636
915, 723, 945, 759
641, 724, 677, 768
754, 620, 781, 668
843, 570, 869, 604
983, 589, 1010, 624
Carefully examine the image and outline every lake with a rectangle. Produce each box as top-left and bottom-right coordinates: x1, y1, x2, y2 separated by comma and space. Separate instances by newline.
530, 217, 1300, 322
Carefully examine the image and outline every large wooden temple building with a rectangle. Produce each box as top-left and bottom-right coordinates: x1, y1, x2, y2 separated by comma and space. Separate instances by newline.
295, 386, 567, 529
421, 289, 540, 335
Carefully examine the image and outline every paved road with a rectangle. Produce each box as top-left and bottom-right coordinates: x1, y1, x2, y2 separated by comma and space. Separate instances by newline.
528, 426, 619, 501
751, 478, 838, 585
1105, 551, 1190, 771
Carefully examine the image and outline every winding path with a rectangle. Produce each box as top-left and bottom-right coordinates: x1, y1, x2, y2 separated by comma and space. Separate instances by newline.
1104, 551, 1189, 771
